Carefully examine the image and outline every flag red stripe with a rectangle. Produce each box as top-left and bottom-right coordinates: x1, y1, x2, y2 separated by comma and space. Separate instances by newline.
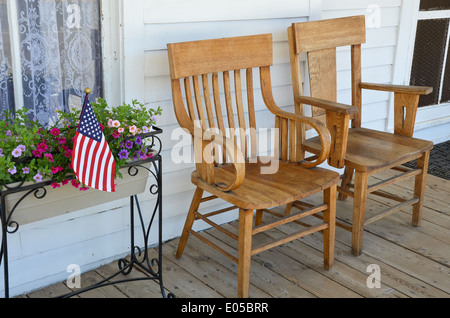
94, 141, 107, 190
82, 138, 94, 184
88, 140, 102, 186
103, 150, 113, 191
75, 134, 86, 177
71, 132, 79, 173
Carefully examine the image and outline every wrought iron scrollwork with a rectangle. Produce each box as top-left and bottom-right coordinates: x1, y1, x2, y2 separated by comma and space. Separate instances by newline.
0, 126, 172, 298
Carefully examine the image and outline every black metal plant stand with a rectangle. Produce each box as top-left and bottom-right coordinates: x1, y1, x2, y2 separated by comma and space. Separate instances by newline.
0, 127, 174, 298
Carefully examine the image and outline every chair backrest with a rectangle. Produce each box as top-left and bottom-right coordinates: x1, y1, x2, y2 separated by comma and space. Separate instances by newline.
288, 15, 366, 128
167, 34, 273, 162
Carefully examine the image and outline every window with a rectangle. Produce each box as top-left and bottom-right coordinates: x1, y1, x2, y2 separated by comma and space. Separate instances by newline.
0, 0, 103, 126
409, 0, 450, 107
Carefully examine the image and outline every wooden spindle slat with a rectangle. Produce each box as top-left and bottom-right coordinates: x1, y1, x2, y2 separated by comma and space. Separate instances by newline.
193, 75, 207, 130
246, 68, 257, 158
234, 69, 247, 158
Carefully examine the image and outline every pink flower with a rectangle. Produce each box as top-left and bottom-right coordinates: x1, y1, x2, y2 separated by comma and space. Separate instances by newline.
129, 125, 137, 135
37, 142, 48, 152
64, 149, 73, 158
51, 183, 61, 189
50, 128, 60, 136
112, 130, 121, 139
71, 179, 80, 188
118, 128, 124, 133
32, 149, 43, 158
45, 153, 54, 162
112, 120, 121, 128
57, 137, 66, 144
79, 187, 89, 191
108, 118, 114, 127
62, 179, 69, 185
51, 166, 64, 174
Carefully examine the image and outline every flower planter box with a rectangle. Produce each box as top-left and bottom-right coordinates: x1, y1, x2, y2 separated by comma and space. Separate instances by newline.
2, 161, 154, 226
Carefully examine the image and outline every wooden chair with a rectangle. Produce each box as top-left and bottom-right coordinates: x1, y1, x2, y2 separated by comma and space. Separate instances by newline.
167, 34, 344, 297
288, 16, 434, 256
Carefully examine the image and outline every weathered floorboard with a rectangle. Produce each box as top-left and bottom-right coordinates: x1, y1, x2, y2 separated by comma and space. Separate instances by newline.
23, 172, 450, 298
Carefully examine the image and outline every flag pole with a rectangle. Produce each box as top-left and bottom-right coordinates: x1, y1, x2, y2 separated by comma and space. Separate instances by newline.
80, 87, 91, 118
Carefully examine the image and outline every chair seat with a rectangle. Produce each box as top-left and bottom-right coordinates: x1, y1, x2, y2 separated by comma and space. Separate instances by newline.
303, 127, 434, 172
191, 156, 340, 210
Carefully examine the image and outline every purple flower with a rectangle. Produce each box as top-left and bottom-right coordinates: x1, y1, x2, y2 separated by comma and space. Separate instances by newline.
22, 167, 30, 174
135, 136, 142, 146
8, 166, 17, 175
118, 149, 129, 159
17, 145, 26, 152
12, 148, 22, 158
139, 151, 147, 160
151, 115, 157, 123
33, 173, 43, 182
142, 126, 149, 133
124, 140, 133, 149
5, 130, 12, 137
0, 148, 4, 157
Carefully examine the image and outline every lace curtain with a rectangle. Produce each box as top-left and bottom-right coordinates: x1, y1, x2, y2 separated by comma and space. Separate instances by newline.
0, 0, 102, 126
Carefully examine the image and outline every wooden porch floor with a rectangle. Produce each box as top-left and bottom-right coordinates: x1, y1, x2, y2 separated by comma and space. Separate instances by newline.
22, 170, 449, 298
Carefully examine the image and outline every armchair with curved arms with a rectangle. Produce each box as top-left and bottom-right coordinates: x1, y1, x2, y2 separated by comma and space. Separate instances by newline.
167, 34, 345, 297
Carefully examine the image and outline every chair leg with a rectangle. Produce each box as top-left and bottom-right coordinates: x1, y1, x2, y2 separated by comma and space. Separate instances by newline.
351, 170, 369, 256
323, 184, 337, 269
412, 151, 430, 226
176, 187, 204, 258
338, 167, 354, 200
254, 209, 263, 226
238, 208, 253, 298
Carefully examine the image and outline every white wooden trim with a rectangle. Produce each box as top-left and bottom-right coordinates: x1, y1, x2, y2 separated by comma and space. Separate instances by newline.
389, 0, 450, 137
309, 0, 322, 21
101, 0, 122, 106
6, 0, 24, 109
418, 9, 450, 20
143, 0, 310, 24
438, 23, 450, 102
121, 0, 145, 103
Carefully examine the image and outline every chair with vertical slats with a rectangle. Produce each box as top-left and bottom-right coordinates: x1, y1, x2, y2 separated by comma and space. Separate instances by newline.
287, 16, 434, 256
167, 34, 345, 297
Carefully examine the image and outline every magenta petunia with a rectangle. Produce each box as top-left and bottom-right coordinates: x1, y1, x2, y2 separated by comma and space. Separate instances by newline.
112, 130, 121, 139
50, 128, 60, 136
45, 153, 54, 162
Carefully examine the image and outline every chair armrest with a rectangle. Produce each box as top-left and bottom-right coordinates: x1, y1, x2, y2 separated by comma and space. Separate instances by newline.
295, 95, 359, 115
360, 82, 433, 95
361, 82, 432, 137
293, 96, 355, 169
195, 127, 245, 192
273, 109, 332, 168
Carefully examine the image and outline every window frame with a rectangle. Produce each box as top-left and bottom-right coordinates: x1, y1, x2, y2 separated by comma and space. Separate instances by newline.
4, 0, 124, 114
389, 0, 450, 137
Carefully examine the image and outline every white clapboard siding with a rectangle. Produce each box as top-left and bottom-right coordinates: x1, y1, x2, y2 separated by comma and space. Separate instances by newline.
3, 0, 410, 297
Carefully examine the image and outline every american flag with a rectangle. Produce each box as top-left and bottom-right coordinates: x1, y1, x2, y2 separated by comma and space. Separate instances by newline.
72, 95, 116, 192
